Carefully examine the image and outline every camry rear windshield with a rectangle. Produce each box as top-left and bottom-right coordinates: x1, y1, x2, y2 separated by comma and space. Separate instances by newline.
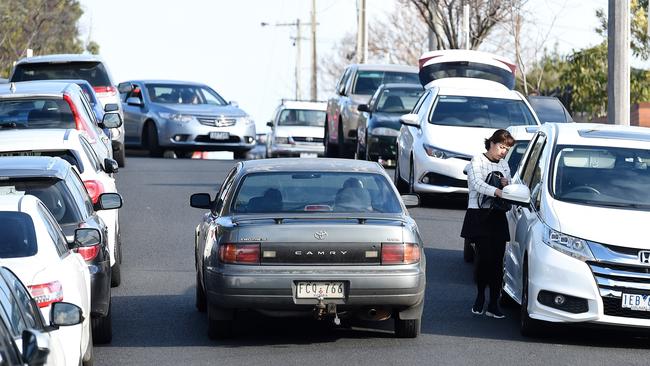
0, 99, 74, 129
277, 109, 325, 127
0, 212, 37, 258
0, 180, 81, 224
12, 62, 111, 86
429, 96, 537, 128
232, 172, 402, 214
353, 71, 419, 95
419, 61, 515, 89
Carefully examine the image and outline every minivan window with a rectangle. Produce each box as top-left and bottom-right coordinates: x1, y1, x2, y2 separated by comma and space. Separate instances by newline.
0, 212, 37, 258
12, 62, 111, 86
352, 71, 419, 95
0, 98, 74, 129
429, 96, 536, 128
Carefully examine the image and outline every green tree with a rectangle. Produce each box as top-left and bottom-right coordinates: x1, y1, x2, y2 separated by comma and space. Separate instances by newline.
596, 0, 649, 60
0, 0, 98, 77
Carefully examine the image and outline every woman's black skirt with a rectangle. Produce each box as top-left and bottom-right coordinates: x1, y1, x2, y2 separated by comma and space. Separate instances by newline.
460, 208, 510, 242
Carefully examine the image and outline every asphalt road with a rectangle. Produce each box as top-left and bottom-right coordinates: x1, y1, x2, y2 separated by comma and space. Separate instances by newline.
95, 155, 650, 366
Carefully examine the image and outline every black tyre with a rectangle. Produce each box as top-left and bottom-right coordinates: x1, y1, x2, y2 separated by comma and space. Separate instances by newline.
91, 301, 112, 344
110, 260, 121, 287
394, 316, 420, 338
338, 123, 351, 159
145, 122, 163, 157
196, 272, 207, 313
324, 121, 338, 158
520, 263, 546, 337
463, 238, 474, 263
394, 151, 409, 193
408, 158, 415, 193
207, 307, 233, 339
114, 144, 126, 167
234, 150, 247, 159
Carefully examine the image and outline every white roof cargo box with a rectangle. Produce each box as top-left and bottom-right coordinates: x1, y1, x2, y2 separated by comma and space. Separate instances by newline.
418, 49, 516, 89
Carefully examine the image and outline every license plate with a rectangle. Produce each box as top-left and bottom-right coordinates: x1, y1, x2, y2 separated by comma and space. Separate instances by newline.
621, 293, 650, 311
300, 152, 317, 158
296, 282, 345, 299
209, 131, 229, 140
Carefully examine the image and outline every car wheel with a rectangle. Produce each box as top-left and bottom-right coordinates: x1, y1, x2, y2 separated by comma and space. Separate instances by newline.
394, 151, 409, 193
324, 120, 338, 158
145, 122, 163, 157
207, 307, 233, 339
110, 259, 121, 287
115, 144, 126, 167
91, 301, 112, 344
338, 123, 350, 159
196, 271, 207, 313
234, 150, 247, 159
394, 316, 420, 338
175, 150, 194, 159
408, 157, 415, 193
520, 261, 545, 337
463, 238, 474, 263
354, 128, 365, 160
82, 326, 94, 366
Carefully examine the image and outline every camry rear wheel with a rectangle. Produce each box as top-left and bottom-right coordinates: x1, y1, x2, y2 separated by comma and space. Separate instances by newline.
196, 272, 206, 313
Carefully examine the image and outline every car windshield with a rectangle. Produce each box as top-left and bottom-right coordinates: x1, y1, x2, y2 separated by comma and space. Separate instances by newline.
0, 98, 74, 129
429, 96, 537, 128
12, 62, 111, 87
232, 172, 402, 214
528, 97, 572, 123
353, 71, 419, 95
0, 180, 81, 224
376, 88, 423, 113
145, 84, 227, 105
552, 145, 650, 209
277, 109, 325, 127
0, 212, 37, 258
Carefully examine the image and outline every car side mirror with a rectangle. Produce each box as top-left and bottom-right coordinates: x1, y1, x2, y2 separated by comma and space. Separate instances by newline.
126, 97, 143, 106
399, 113, 420, 128
95, 193, 123, 211
266, 121, 274, 128
357, 104, 370, 113
117, 82, 133, 94
70, 228, 101, 250
101, 112, 122, 129
50, 302, 84, 327
103, 158, 119, 174
21, 330, 50, 366
104, 103, 119, 112
502, 184, 531, 207
401, 194, 419, 208
190, 193, 212, 209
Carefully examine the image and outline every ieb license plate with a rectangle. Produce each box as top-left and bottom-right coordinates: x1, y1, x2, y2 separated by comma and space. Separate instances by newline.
209, 131, 229, 140
621, 293, 650, 311
296, 282, 345, 299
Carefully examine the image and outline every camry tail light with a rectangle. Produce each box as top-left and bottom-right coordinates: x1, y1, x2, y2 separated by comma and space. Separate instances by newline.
219, 243, 260, 264
381, 243, 420, 265
93, 86, 118, 98
83, 179, 105, 204
76, 244, 100, 261
28, 281, 63, 308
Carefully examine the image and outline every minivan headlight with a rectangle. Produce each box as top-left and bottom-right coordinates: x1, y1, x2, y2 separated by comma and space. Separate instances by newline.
158, 112, 195, 123
542, 225, 594, 261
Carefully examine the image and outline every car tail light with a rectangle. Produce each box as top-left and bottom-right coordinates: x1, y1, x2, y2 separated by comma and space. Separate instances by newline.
93, 86, 117, 98
63, 93, 97, 142
83, 179, 105, 204
381, 243, 420, 265
76, 244, 100, 261
218, 243, 260, 264
28, 281, 63, 308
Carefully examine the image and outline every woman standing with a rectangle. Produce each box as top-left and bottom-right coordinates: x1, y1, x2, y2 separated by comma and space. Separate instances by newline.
461, 129, 515, 319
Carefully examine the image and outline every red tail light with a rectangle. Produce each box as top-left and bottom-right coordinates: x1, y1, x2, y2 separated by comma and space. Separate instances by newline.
63, 93, 97, 142
83, 179, 105, 204
28, 281, 63, 308
218, 243, 260, 264
76, 245, 100, 261
93, 86, 117, 98
381, 243, 420, 265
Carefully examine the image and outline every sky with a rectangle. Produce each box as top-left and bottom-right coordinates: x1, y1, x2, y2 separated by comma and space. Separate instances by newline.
78, 0, 611, 133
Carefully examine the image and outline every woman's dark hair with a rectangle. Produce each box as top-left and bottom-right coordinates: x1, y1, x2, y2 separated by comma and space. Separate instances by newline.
484, 129, 515, 150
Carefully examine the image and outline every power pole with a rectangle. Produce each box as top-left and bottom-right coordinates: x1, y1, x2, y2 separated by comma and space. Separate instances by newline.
463, 4, 470, 49
357, 0, 367, 63
311, 0, 318, 101
607, 0, 630, 125
295, 18, 302, 100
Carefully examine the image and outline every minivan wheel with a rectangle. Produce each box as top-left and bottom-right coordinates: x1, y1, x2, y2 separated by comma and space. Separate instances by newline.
520, 263, 546, 337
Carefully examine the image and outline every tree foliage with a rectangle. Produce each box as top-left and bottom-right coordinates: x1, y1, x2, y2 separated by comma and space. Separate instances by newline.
0, 0, 96, 77
596, 0, 649, 60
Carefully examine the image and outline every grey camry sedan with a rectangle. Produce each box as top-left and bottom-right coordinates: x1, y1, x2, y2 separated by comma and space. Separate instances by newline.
119, 80, 256, 158
190, 158, 426, 339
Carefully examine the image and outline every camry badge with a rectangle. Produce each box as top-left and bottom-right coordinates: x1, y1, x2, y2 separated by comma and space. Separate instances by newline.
314, 230, 328, 240
640, 251, 650, 264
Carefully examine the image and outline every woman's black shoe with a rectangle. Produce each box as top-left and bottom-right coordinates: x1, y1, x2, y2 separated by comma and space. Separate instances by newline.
485, 305, 505, 319
471, 295, 485, 315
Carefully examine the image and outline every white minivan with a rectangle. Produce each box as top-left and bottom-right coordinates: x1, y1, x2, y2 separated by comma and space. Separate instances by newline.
503, 122, 650, 335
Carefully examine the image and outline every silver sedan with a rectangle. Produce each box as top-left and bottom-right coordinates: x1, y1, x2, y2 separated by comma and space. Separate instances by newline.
190, 158, 426, 338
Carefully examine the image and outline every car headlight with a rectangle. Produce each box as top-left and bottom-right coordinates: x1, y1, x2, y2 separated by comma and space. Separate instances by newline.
275, 136, 290, 144
239, 116, 255, 126
158, 112, 195, 123
370, 127, 399, 137
542, 225, 594, 261
422, 144, 462, 159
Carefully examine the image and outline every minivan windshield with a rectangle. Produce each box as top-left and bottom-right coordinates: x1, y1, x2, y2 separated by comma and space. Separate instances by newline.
0, 98, 74, 129
12, 62, 111, 87
552, 145, 650, 209
277, 109, 325, 127
232, 172, 402, 214
429, 96, 537, 128
145, 84, 227, 106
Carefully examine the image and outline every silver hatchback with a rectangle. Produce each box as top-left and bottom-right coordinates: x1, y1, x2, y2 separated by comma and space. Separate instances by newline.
190, 158, 426, 338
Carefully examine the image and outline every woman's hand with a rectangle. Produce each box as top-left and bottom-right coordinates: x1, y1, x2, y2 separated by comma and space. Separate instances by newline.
500, 177, 509, 187
495, 188, 503, 198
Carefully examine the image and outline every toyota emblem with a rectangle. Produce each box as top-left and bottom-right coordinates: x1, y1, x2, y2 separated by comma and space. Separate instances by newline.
640, 250, 650, 265
314, 230, 328, 240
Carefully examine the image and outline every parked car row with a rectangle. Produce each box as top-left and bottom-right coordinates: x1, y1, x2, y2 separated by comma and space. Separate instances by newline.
0, 54, 128, 365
